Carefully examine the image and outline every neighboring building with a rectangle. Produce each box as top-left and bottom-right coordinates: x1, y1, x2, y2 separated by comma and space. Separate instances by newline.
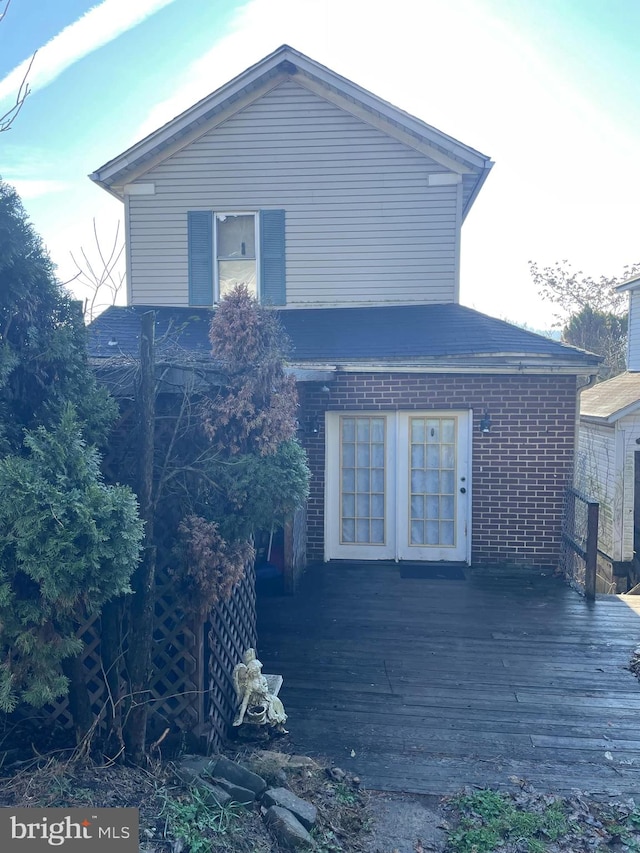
88, 45, 599, 575
578, 275, 640, 592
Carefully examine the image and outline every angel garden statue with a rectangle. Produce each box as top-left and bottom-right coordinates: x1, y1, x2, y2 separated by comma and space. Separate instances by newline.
232, 648, 287, 731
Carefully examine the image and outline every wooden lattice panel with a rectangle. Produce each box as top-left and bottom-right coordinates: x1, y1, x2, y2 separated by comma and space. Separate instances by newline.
21, 399, 258, 747
148, 564, 201, 731
41, 612, 106, 730
207, 561, 257, 750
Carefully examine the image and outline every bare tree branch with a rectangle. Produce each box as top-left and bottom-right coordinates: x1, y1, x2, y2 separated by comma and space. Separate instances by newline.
66, 219, 126, 321
0, 2, 36, 133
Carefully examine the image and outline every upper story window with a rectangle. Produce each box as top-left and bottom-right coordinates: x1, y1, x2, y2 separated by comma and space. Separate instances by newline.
216, 213, 258, 300
188, 209, 285, 307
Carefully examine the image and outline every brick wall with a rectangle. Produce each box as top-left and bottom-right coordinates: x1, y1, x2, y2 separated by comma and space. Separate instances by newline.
299, 372, 578, 572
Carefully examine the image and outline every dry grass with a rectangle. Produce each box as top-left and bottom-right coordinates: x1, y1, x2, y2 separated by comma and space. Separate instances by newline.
0, 745, 372, 853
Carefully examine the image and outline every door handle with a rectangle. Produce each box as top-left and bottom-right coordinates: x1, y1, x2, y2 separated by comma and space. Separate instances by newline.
460, 487, 466, 494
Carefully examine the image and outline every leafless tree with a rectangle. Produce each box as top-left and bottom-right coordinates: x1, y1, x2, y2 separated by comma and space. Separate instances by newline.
0, 0, 37, 133
67, 219, 126, 321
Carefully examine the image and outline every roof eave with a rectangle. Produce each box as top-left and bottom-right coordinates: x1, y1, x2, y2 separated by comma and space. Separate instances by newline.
581, 399, 640, 423
462, 160, 494, 221
296, 357, 599, 375
616, 274, 640, 293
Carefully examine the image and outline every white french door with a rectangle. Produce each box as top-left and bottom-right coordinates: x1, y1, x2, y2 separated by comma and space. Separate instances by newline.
325, 411, 470, 562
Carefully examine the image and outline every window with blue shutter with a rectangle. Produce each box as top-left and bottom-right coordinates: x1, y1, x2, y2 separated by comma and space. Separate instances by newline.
260, 209, 286, 306
188, 211, 213, 305
188, 208, 286, 305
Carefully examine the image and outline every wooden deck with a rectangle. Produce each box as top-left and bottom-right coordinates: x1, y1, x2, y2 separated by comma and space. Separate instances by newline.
256, 563, 640, 797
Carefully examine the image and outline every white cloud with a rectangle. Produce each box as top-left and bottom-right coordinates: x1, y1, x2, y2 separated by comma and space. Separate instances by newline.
6, 178, 70, 200
0, 0, 179, 106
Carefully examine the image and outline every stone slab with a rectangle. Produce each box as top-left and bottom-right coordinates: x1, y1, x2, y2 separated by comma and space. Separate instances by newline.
262, 787, 317, 829
264, 805, 315, 851
213, 755, 267, 796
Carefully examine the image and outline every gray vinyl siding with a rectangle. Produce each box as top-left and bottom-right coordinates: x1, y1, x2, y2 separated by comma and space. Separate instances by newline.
618, 415, 640, 562
576, 422, 618, 559
628, 290, 640, 371
126, 80, 460, 307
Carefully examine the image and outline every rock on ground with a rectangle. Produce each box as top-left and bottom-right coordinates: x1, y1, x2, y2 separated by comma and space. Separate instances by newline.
262, 787, 317, 829
264, 805, 315, 851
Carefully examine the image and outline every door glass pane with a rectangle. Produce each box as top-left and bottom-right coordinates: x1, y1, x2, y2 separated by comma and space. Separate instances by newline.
340, 416, 385, 546
440, 521, 455, 545
372, 419, 385, 442
356, 519, 370, 543
411, 494, 424, 518
342, 418, 356, 441
425, 470, 440, 493
342, 443, 355, 466
426, 445, 439, 468
357, 419, 370, 441
408, 416, 457, 548
371, 494, 385, 518
371, 468, 385, 492
411, 445, 425, 468
426, 520, 440, 544
356, 469, 371, 492
356, 494, 370, 517
440, 495, 455, 520
371, 519, 384, 543
342, 468, 355, 492
426, 495, 439, 519
441, 444, 455, 469
342, 494, 355, 517
371, 443, 384, 467
342, 519, 355, 543
441, 470, 454, 494
357, 444, 370, 466
442, 420, 455, 443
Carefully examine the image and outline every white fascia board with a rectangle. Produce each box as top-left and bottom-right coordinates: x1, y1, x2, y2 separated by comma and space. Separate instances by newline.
579, 414, 616, 427
322, 361, 599, 376
461, 160, 494, 220
286, 367, 336, 382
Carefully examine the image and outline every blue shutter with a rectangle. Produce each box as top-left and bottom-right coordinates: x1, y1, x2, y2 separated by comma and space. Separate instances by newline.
188, 211, 213, 306
260, 209, 286, 305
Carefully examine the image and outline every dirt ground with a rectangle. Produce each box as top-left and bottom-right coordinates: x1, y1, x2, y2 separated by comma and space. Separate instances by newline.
0, 736, 638, 853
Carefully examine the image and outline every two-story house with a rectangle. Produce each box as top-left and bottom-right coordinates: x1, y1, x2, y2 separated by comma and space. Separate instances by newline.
88, 45, 599, 576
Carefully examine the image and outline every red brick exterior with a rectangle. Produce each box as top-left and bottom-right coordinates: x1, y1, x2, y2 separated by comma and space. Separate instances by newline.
299, 372, 578, 572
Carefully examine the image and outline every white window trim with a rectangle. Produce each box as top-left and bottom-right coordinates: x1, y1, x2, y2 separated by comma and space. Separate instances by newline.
213, 211, 260, 303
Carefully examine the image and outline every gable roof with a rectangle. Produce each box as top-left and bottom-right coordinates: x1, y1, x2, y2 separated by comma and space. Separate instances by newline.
90, 45, 493, 220
88, 303, 600, 376
580, 371, 640, 423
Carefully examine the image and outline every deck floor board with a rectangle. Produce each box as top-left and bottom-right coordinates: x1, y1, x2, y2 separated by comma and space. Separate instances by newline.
257, 564, 640, 796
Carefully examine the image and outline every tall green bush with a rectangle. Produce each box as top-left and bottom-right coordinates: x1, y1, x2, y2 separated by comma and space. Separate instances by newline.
0, 180, 142, 722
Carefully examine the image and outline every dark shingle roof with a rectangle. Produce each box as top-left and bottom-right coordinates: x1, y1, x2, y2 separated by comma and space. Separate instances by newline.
87, 303, 600, 369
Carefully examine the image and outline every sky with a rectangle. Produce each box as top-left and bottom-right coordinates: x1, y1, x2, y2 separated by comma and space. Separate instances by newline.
1, 0, 639, 329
